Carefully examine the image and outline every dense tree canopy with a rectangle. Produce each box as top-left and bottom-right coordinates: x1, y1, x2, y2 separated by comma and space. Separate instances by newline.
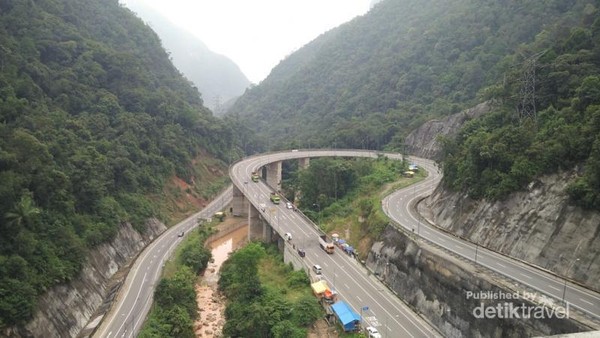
0, 0, 251, 327
218, 243, 321, 338
228, 0, 597, 153
440, 11, 600, 209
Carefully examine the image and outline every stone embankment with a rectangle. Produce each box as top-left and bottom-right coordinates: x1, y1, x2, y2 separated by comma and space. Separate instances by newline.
367, 225, 593, 337
2, 219, 166, 338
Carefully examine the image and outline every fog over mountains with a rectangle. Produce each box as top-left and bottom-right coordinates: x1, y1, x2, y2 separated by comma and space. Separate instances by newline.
123, 1, 251, 114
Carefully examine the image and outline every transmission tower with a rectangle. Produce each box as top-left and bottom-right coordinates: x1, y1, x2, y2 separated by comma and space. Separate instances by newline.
517, 51, 546, 123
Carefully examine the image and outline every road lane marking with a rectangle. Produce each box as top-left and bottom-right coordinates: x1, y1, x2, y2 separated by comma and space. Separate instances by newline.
114, 272, 147, 336
548, 285, 561, 292
519, 272, 532, 279
580, 298, 594, 306
496, 262, 506, 268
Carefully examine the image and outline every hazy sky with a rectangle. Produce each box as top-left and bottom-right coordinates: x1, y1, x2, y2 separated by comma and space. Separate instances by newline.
121, 0, 371, 83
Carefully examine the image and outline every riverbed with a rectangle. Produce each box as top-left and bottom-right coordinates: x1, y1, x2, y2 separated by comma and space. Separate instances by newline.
194, 222, 248, 337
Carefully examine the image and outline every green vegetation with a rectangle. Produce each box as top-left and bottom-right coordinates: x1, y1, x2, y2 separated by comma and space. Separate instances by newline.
228, 0, 597, 152
440, 11, 600, 210
289, 157, 415, 246
218, 243, 322, 338
0, 0, 254, 327
138, 225, 213, 337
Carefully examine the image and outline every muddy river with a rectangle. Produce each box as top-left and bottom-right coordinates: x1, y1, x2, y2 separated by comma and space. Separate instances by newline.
194, 223, 248, 337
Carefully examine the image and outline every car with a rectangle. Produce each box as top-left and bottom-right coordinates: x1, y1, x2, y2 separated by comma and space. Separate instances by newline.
366, 326, 382, 338
286, 201, 293, 209
177, 231, 185, 237
297, 248, 306, 257
312, 264, 322, 275
284, 232, 292, 241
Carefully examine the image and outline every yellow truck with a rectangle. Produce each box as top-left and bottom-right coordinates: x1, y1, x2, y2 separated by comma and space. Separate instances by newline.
270, 192, 281, 204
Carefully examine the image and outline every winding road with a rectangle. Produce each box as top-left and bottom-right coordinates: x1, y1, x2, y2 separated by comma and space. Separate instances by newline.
93, 187, 232, 338
386, 157, 600, 322
94, 149, 599, 337
230, 150, 440, 337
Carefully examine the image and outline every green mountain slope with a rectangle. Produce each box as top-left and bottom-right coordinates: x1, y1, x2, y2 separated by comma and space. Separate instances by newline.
227, 0, 597, 151
440, 11, 600, 209
0, 0, 239, 327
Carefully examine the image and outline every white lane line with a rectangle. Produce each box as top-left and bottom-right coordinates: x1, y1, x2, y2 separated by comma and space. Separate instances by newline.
519, 272, 532, 279
496, 262, 507, 268
580, 298, 594, 306
548, 285, 561, 292
114, 272, 147, 336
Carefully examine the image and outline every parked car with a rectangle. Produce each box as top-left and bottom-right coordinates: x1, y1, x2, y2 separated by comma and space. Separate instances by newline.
366, 326, 382, 338
286, 201, 293, 209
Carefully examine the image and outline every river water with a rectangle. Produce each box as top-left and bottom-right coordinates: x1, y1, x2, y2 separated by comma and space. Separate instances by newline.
194, 224, 248, 337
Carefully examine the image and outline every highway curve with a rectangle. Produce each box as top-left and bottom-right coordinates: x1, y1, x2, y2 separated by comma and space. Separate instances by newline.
94, 149, 599, 337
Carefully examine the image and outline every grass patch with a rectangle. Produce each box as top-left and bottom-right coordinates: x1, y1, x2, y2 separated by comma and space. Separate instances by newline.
320, 165, 428, 259
258, 246, 313, 303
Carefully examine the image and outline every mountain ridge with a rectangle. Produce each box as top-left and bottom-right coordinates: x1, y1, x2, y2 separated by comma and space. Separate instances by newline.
122, 0, 251, 114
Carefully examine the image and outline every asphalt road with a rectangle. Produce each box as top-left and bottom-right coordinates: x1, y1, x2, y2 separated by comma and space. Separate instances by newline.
383, 157, 600, 322
95, 149, 599, 337
231, 150, 440, 337
93, 187, 232, 338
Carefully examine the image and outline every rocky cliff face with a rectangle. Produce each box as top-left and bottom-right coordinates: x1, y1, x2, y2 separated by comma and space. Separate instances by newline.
3, 219, 166, 338
405, 100, 599, 291
421, 172, 600, 291
404, 101, 492, 160
367, 225, 591, 337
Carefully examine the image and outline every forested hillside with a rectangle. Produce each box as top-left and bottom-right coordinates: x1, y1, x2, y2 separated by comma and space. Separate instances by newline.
440, 8, 600, 209
228, 0, 597, 152
0, 0, 245, 327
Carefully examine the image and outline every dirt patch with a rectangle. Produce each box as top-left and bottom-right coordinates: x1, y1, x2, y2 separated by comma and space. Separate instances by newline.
171, 176, 206, 210
308, 319, 339, 338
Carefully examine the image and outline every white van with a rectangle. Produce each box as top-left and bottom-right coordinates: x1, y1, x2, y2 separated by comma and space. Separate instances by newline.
312, 264, 322, 275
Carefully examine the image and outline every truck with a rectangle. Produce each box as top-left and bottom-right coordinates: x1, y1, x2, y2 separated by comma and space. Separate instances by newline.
319, 234, 335, 254
270, 192, 281, 204
251, 171, 260, 182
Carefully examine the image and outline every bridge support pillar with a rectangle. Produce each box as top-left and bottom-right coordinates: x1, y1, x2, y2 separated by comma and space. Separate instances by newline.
266, 161, 282, 191
232, 184, 249, 217
298, 157, 310, 170
248, 203, 263, 241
